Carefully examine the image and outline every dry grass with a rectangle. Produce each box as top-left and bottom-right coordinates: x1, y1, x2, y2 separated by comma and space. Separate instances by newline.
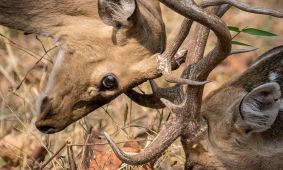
0, 1, 282, 169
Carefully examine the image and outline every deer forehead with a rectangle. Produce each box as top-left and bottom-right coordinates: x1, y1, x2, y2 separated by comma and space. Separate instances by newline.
202, 86, 247, 119
204, 87, 246, 109
55, 19, 113, 45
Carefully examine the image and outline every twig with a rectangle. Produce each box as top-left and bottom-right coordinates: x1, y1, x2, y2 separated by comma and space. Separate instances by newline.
128, 100, 133, 138
102, 107, 128, 136
79, 125, 93, 169
39, 141, 70, 170
15, 45, 57, 90
0, 33, 52, 63
67, 144, 77, 170
0, 63, 16, 86
36, 35, 53, 62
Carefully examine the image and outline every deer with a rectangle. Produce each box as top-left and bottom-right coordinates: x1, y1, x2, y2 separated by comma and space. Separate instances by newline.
1, 0, 282, 168
1, 0, 214, 134
0, 0, 171, 133
198, 45, 283, 170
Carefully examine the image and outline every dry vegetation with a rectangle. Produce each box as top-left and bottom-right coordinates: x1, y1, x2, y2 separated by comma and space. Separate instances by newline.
0, 1, 282, 169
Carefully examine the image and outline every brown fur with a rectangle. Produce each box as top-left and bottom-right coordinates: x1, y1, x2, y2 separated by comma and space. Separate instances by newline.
0, 0, 166, 133
200, 46, 283, 169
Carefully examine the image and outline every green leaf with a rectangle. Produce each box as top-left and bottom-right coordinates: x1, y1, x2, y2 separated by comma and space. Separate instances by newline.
228, 26, 241, 33
231, 41, 252, 47
242, 28, 277, 36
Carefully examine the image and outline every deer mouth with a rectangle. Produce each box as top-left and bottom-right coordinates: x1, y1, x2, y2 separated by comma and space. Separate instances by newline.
35, 99, 108, 134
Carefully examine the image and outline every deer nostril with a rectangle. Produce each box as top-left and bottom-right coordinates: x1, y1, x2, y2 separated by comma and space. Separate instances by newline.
36, 123, 57, 134
35, 121, 56, 134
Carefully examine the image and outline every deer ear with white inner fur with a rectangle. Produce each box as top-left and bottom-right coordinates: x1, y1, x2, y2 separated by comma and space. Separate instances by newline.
98, 0, 136, 28
237, 82, 281, 134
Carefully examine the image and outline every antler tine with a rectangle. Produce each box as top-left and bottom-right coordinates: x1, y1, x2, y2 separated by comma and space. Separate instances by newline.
125, 80, 185, 109
149, 80, 185, 104
202, 0, 283, 18
125, 89, 165, 109
231, 47, 258, 55
160, 97, 187, 114
104, 115, 182, 165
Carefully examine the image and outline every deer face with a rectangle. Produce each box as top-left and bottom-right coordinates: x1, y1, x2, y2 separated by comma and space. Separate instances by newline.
203, 84, 282, 168
203, 83, 280, 144
202, 46, 283, 168
20, 0, 166, 133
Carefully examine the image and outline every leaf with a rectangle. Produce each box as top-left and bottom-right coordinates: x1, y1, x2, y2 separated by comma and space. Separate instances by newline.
242, 28, 277, 36
228, 26, 241, 33
232, 41, 252, 47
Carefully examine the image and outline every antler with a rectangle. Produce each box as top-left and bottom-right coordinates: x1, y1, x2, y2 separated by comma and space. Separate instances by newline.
202, 0, 283, 17
125, 80, 184, 109
104, 113, 182, 164
106, 0, 283, 167
155, 17, 210, 86
125, 47, 257, 109
105, 2, 230, 165
127, 0, 282, 108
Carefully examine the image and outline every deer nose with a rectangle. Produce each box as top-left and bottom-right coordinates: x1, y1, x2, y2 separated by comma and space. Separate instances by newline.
40, 96, 50, 113
35, 123, 57, 134
36, 96, 57, 133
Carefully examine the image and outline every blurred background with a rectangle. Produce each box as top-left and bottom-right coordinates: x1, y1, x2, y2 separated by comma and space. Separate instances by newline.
0, 0, 282, 169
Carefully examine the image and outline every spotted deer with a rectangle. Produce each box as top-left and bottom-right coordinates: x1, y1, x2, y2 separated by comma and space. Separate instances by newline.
199, 45, 283, 169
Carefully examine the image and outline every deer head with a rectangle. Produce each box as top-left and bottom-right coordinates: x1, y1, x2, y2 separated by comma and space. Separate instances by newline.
0, 0, 169, 133
202, 46, 283, 169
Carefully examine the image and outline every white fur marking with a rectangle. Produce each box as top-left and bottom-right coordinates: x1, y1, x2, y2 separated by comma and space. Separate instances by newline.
35, 48, 65, 114
269, 72, 278, 81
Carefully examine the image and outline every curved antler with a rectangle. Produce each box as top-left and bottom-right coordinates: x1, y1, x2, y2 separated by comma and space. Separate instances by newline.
104, 112, 182, 165
126, 47, 257, 109
106, 1, 231, 165
125, 80, 184, 109
202, 0, 283, 17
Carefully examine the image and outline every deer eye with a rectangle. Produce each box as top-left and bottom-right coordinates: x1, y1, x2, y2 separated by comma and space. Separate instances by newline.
101, 74, 118, 90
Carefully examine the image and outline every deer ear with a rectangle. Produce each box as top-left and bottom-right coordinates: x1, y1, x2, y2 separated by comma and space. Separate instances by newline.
98, 0, 136, 28
237, 82, 281, 134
